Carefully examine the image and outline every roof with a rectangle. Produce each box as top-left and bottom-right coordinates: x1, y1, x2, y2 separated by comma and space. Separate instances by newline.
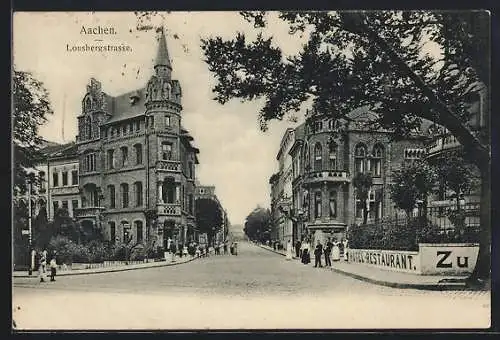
37, 142, 77, 161
155, 28, 172, 69
103, 88, 147, 125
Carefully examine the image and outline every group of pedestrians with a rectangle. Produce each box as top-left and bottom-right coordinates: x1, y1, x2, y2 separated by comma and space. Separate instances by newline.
286, 238, 346, 268
33, 249, 58, 283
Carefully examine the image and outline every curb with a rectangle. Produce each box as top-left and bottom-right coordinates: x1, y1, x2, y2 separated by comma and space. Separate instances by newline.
256, 244, 469, 291
13, 255, 202, 278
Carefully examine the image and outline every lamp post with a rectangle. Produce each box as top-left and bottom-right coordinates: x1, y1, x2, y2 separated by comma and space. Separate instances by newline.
28, 180, 34, 275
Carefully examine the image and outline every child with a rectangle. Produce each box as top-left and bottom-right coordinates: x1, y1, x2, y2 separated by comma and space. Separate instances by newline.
49, 257, 57, 282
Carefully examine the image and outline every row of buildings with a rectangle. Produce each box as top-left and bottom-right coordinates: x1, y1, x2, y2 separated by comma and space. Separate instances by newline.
14, 29, 228, 252
269, 85, 488, 247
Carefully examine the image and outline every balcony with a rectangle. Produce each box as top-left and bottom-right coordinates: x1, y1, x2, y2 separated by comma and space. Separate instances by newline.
157, 160, 181, 172
304, 170, 350, 184
426, 135, 461, 157
157, 203, 182, 216
75, 206, 106, 218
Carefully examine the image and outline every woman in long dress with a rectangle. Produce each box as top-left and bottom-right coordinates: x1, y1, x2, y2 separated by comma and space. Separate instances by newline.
331, 241, 340, 262
301, 240, 311, 264
285, 240, 293, 260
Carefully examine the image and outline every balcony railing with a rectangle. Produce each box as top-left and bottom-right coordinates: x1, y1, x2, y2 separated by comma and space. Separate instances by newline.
157, 160, 181, 172
426, 135, 461, 156
157, 203, 181, 216
304, 170, 350, 183
74, 206, 106, 218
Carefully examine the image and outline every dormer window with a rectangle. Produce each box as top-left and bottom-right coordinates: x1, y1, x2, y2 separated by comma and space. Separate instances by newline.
130, 93, 140, 105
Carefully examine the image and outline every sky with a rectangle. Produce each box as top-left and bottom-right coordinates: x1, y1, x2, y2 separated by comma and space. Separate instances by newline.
13, 12, 310, 226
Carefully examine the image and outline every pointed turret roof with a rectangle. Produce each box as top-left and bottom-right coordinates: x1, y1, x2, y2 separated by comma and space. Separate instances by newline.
155, 28, 172, 69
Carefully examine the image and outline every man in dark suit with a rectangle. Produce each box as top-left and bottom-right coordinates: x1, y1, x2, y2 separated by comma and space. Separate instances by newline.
314, 241, 323, 268
325, 238, 333, 267
295, 240, 301, 258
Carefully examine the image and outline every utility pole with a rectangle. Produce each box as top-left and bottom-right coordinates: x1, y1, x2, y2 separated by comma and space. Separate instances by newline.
28, 181, 34, 275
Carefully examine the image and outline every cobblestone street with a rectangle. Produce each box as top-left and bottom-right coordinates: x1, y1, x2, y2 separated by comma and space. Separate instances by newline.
12, 242, 490, 330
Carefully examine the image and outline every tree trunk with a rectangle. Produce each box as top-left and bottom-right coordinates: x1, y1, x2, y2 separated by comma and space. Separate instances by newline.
467, 164, 490, 284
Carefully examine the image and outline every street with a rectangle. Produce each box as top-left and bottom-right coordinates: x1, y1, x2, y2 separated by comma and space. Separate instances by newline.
12, 242, 490, 330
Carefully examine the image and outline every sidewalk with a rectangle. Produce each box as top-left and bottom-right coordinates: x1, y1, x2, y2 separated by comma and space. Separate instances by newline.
257, 244, 474, 291
13, 254, 203, 278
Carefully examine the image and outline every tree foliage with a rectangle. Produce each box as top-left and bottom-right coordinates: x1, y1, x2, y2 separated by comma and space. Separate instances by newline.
13, 70, 53, 194
244, 206, 271, 242
195, 198, 224, 244
200, 10, 490, 282
390, 162, 436, 219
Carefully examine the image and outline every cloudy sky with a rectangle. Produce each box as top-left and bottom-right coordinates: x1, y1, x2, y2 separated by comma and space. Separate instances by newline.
13, 11, 312, 226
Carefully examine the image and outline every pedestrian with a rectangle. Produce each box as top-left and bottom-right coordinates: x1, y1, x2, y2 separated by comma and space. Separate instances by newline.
233, 242, 238, 256
285, 240, 293, 260
170, 242, 177, 262
301, 240, 310, 264
295, 240, 301, 259
331, 240, 341, 262
314, 240, 323, 268
182, 244, 188, 258
223, 241, 228, 255
215, 243, 220, 255
325, 238, 333, 267
49, 257, 57, 282
230, 243, 234, 255
38, 250, 47, 282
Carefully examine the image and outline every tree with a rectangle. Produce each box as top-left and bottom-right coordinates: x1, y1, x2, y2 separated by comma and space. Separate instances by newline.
390, 162, 436, 221
244, 206, 271, 242
13, 70, 53, 194
200, 11, 490, 283
195, 198, 224, 246
352, 172, 373, 225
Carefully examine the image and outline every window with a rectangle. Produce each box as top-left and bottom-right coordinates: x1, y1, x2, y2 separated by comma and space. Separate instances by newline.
368, 189, 381, 221
134, 144, 143, 165
314, 191, 322, 218
122, 125, 127, 136
108, 185, 116, 208
121, 147, 128, 167
62, 200, 68, 211
165, 115, 171, 127
120, 183, 129, 208
134, 182, 143, 207
62, 171, 68, 186
85, 117, 92, 140
71, 170, 78, 185
329, 142, 337, 170
84, 153, 97, 172
53, 201, 59, 213
161, 142, 172, 160
404, 148, 425, 160
328, 119, 335, 130
372, 145, 383, 177
188, 161, 193, 179
150, 116, 155, 128
123, 225, 131, 243
38, 171, 46, 191
314, 143, 322, 171
129, 124, 133, 134
354, 144, 367, 174
110, 128, 115, 138
162, 178, 176, 204
107, 149, 115, 169
53, 172, 59, 187
329, 191, 337, 218
135, 121, 140, 132
314, 121, 323, 132
135, 221, 143, 243
109, 222, 116, 244
71, 199, 79, 211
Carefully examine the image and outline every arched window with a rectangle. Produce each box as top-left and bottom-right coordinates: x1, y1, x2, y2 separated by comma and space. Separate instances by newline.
134, 220, 144, 243
134, 181, 143, 207
85, 97, 92, 112
38, 171, 46, 192
120, 146, 128, 167
372, 145, 384, 177
85, 117, 92, 140
329, 142, 337, 170
108, 185, 116, 209
314, 191, 322, 218
134, 144, 143, 165
314, 143, 322, 171
120, 183, 129, 208
354, 144, 367, 174
121, 221, 131, 243
161, 142, 172, 160
329, 191, 337, 218
108, 221, 116, 244
107, 149, 115, 170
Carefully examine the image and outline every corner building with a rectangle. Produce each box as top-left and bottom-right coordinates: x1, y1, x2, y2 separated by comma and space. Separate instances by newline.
280, 108, 429, 246
75, 29, 199, 249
